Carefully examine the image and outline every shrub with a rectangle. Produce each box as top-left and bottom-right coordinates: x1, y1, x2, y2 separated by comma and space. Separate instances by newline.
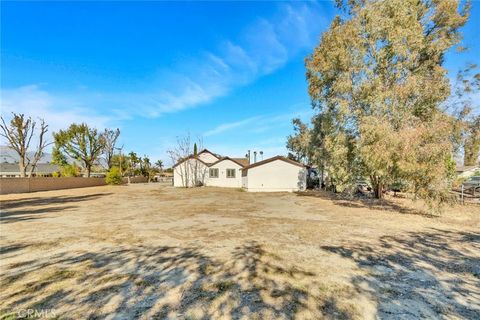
106, 166, 123, 185
61, 164, 81, 177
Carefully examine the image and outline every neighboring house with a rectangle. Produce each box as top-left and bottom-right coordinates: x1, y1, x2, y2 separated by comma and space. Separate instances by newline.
173, 149, 307, 192
0, 163, 59, 178
456, 165, 479, 179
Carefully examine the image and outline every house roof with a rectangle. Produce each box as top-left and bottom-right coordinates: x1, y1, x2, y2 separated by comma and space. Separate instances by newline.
231, 158, 250, 167
209, 157, 249, 168
0, 163, 59, 173
174, 155, 250, 169
241, 156, 306, 170
172, 155, 210, 168
456, 165, 479, 172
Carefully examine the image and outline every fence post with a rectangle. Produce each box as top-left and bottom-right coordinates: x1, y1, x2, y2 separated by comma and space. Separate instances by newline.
461, 184, 464, 204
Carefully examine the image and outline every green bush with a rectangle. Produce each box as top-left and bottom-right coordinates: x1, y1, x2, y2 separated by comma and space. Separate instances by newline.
61, 163, 81, 177
105, 166, 123, 185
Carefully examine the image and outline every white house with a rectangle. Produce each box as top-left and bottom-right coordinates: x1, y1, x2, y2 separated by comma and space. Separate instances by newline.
172, 156, 210, 187
207, 157, 249, 188
173, 149, 247, 188
173, 149, 307, 192
241, 156, 307, 192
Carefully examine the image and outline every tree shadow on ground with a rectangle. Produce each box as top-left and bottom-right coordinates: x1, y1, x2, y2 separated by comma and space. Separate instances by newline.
0, 242, 359, 319
297, 190, 433, 217
0, 193, 111, 224
0, 244, 30, 256
321, 228, 480, 319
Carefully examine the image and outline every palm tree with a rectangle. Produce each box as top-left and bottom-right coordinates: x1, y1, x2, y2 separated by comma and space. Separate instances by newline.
155, 160, 163, 172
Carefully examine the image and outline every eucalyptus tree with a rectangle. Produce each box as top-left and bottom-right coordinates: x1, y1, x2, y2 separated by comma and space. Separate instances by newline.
306, 0, 469, 204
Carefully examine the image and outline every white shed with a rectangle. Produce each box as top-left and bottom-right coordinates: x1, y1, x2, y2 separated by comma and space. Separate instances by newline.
242, 156, 307, 192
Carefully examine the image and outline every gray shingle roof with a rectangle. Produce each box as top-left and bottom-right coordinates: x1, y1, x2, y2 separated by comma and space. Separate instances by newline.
0, 163, 59, 173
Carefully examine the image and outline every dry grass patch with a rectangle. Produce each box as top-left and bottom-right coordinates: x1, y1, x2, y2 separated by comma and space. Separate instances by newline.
0, 184, 478, 319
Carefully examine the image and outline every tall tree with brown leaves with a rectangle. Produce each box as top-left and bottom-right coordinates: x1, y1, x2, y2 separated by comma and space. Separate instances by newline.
449, 64, 480, 166
286, 118, 312, 164
306, 0, 469, 205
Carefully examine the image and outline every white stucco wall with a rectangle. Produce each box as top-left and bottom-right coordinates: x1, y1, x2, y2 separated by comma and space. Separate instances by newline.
244, 160, 307, 192
242, 171, 248, 189
206, 159, 242, 188
173, 159, 209, 187
198, 152, 219, 164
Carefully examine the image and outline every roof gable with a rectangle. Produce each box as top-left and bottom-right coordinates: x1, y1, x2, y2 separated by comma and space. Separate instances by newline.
172, 155, 209, 168
209, 157, 248, 168
197, 149, 220, 159
241, 156, 305, 170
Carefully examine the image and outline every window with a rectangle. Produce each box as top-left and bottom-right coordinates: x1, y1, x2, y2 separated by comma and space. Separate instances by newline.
209, 168, 219, 178
226, 169, 236, 178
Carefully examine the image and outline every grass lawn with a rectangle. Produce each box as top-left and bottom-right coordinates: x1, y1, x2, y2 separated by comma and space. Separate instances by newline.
1, 184, 479, 319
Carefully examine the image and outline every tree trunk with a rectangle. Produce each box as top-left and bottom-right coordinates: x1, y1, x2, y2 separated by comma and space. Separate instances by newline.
28, 165, 35, 178
374, 181, 383, 199
19, 161, 26, 178
28, 162, 38, 178
86, 165, 91, 177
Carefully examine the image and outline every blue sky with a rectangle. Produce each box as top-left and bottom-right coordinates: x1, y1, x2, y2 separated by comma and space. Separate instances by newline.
1, 1, 478, 165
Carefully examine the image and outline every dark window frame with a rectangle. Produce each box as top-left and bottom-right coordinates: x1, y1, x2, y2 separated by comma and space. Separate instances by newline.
209, 168, 219, 178
226, 168, 236, 178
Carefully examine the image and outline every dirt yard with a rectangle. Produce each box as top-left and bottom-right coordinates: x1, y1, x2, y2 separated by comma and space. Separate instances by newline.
0, 184, 479, 319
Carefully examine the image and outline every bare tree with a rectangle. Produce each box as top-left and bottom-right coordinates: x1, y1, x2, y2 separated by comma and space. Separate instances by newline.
0, 113, 51, 177
103, 128, 121, 169
168, 135, 192, 187
167, 134, 207, 187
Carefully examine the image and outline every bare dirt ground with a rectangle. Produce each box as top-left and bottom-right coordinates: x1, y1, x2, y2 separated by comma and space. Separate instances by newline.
0, 184, 479, 319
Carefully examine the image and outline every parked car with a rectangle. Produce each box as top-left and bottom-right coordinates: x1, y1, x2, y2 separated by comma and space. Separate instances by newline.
307, 168, 320, 189
389, 180, 409, 193
463, 176, 480, 189
356, 179, 372, 193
